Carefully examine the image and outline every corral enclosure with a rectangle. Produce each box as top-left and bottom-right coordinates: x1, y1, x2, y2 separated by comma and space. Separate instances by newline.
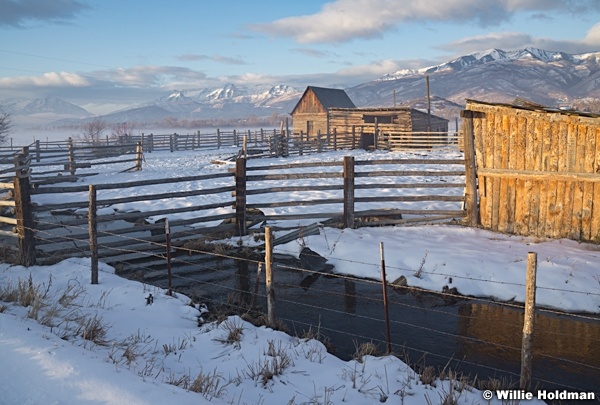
463, 99, 600, 242
0, 128, 599, 396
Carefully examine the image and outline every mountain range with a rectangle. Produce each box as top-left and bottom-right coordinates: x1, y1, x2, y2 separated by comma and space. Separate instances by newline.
3, 47, 600, 129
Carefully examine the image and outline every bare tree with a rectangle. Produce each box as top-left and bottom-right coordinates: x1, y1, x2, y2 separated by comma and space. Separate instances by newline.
0, 110, 12, 145
80, 117, 108, 145
111, 122, 136, 143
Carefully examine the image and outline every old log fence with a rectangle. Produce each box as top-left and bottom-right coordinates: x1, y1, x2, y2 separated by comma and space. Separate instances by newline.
1, 154, 469, 267
0, 126, 460, 180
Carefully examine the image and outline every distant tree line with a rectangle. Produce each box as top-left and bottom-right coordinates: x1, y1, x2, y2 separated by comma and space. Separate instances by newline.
155, 112, 290, 129
0, 109, 11, 144
75, 113, 292, 145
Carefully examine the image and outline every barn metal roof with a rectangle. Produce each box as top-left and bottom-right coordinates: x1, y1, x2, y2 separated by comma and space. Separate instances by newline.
309, 86, 356, 109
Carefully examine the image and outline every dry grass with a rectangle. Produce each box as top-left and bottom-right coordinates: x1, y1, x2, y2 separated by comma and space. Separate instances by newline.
298, 323, 334, 354
213, 318, 244, 348
420, 365, 437, 386
189, 368, 227, 398
78, 313, 109, 345
353, 341, 380, 362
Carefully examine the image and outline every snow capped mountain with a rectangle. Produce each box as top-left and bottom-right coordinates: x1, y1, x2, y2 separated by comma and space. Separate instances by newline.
351, 47, 600, 109
379, 47, 598, 80
135, 84, 302, 118
1, 98, 93, 128
2, 98, 92, 117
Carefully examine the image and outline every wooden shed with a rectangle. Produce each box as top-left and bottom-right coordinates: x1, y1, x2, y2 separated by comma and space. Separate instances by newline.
462, 99, 600, 241
291, 86, 356, 137
328, 107, 449, 149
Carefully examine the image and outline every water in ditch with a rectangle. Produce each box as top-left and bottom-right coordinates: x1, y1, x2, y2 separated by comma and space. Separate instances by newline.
117, 254, 600, 397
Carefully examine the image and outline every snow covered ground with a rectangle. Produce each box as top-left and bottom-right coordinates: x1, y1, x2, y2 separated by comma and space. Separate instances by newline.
1, 146, 598, 404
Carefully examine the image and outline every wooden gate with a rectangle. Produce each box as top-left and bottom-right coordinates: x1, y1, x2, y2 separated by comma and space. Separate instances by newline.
463, 99, 600, 241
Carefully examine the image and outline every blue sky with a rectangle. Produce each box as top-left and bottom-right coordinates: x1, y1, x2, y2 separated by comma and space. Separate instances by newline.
1, 0, 599, 114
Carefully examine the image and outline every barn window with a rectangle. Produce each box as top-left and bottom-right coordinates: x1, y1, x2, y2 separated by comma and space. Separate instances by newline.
363, 115, 396, 124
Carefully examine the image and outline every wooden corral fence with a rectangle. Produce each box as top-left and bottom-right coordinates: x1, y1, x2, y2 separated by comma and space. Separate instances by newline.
285, 127, 460, 153
236, 157, 467, 235
26, 172, 237, 266
462, 99, 600, 242
0, 141, 143, 184
131, 129, 272, 153
2, 155, 470, 266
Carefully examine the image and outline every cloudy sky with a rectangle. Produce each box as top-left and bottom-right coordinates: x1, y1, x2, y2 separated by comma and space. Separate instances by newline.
1, 0, 599, 114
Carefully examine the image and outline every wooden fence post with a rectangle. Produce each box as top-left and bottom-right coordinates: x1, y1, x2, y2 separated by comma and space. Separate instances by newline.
271, 129, 277, 157
14, 147, 35, 266
333, 128, 338, 151
380, 242, 392, 354
217, 129, 221, 149
67, 137, 75, 176
35, 140, 41, 163
235, 157, 247, 236
343, 156, 355, 228
461, 110, 479, 226
165, 218, 172, 296
135, 142, 143, 171
520, 252, 537, 390
88, 185, 98, 284
317, 131, 322, 153
265, 226, 275, 328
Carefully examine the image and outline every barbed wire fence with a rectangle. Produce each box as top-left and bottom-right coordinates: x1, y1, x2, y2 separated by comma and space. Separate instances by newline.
14, 217, 600, 396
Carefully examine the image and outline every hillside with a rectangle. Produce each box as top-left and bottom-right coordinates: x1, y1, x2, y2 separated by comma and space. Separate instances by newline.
4, 47, 600, 129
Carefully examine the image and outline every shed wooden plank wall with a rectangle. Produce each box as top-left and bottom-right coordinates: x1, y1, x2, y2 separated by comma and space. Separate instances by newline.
291, 89, 328, 136
465, 101, 600, 241
328, 109, 413, 143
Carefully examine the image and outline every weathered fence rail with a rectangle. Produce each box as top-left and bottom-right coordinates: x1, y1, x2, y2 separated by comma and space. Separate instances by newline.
235, 157, 467, 233
30, 171, 236, 265
0, 140, 143, 184
2, 154, 469, 266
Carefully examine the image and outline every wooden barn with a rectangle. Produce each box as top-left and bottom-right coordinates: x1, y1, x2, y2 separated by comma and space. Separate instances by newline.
291, 86, 356, 137
291, 86, 450, 150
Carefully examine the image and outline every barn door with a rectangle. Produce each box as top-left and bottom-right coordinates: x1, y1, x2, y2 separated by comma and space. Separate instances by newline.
306, 121, 313, 138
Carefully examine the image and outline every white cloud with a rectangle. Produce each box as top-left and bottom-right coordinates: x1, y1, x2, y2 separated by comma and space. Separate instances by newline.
92, 66, 208, 88
252, 0, 597, 44
336, 59, 405, 78
583, 22, 600, 45
175, 54, 247, 65
0, 71, 89, 88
